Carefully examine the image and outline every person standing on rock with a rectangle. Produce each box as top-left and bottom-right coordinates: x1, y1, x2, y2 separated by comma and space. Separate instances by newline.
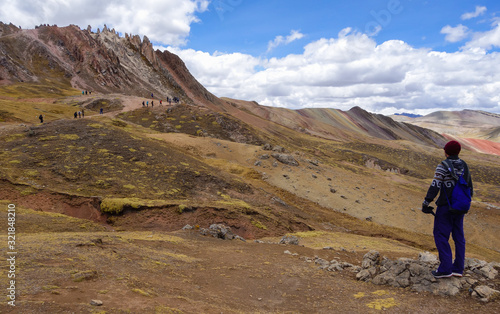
74, 112, 77, 119
422, 140, 473, 279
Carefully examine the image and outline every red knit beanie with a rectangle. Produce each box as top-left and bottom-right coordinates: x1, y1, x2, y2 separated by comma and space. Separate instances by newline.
444, 140, 461, 156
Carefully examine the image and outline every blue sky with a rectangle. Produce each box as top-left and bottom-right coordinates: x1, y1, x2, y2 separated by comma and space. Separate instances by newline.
1, 0, 500, 114
188, 1, 498, 56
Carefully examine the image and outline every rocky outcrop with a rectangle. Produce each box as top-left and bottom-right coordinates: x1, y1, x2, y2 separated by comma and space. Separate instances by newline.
0, 22, 223, 109
198, 224, 246, 241
356, 250, 500, 301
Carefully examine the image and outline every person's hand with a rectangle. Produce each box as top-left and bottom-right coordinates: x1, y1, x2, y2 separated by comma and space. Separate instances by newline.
422, 204, 434, 214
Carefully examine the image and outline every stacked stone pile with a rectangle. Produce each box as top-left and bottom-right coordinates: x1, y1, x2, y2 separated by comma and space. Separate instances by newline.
356, 250, 499, 301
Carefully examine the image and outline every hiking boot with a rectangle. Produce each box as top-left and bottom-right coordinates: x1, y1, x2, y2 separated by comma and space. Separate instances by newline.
452, 272, 463, 277
432, 270, 452, 278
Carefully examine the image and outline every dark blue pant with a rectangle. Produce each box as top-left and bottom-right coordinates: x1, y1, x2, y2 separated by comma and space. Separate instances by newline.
433, 205, 466, 274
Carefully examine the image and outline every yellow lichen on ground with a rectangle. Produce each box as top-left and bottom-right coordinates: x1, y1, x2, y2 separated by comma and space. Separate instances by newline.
366, 297, 398, 310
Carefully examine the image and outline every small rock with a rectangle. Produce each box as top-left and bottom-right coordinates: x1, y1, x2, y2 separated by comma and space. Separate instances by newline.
314, 257, 330, 269
234, 235, 246, 242
279, 235, 299, 245
307, 159, 319, 166
271, 196, 287, 206
418, 251, 438, 263
182, 224, 193, 230
471, 285, 500, 302
90, 299, 103, 306
272, 146, 285, 153
262, 143, 272, 150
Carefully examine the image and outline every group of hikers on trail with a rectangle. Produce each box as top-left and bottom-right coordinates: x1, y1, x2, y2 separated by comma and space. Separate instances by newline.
71, 108, 103, 118
74, 109, 85, 118
142, 95, 180, 108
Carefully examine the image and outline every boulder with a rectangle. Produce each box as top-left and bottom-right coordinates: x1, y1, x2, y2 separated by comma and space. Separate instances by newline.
271, 153, 299, 166
279, 235, 299, 245
272, 145, 285, 153
208, 224, 235, 240
361, 250, 380, 269
471, 285, 500, 302
418, 251, 438, 263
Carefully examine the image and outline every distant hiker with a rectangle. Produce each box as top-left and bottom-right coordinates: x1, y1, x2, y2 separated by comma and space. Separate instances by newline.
146, 101, 149, 107
151, 100, 154, 108
38, 114, 43, 123
142, 101, 145, 107
78, 111, 81, 118
85, 90, 88, 95
151, 93, 154, 98
100, 108, 103, 114
422, 140, 473, 279
160, 99, 162, 105
81, 109, 84, 117
89, 91, 92, 95
74, 112, 77, 119
82, 91, 84, 95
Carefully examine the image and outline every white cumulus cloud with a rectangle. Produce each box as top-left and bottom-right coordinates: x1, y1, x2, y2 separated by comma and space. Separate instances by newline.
267, 30, 304, 53
172, 27, 500, 114
441, 24, 470, 43
461, 6, 487, 20
463, 22, 500, 52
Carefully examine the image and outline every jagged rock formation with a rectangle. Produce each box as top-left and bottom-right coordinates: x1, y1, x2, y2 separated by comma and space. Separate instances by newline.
0, 22, 221, 108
